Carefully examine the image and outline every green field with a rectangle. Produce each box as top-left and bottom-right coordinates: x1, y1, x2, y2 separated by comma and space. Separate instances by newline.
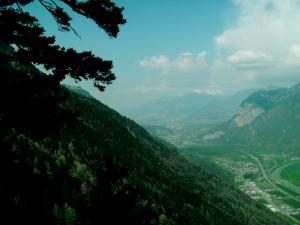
281, 198, 300, 209
291, 214, 300, 221
235, 181, 244, 187
272, 199, 283, 205
179, 146, 235, 156
268, 191, 287, 197
268, 160, 276, 169
257, 198, 269, 204
276, 184, 300, 196
251, 152, 261, 158
274, 158, 286, 166
257, 181, 273, 190
280, 163, 300, 187
278, 214, 298, 224
226, 153, 250, 162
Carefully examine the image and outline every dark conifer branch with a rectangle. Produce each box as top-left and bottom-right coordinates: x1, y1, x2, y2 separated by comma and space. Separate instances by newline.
0, 0, 125, 140
59, 0, 126, 38
0, 0, 33, 7
38, 0, 81, 37
0, 6, 116, 91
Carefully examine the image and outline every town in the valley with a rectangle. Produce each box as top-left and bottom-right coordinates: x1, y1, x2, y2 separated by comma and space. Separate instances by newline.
213, 152, 300, 224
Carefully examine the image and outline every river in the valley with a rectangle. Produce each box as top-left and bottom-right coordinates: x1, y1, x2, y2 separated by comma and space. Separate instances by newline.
270, 162, 300, 194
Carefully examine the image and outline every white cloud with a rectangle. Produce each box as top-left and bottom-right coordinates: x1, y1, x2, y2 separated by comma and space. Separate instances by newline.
209, 1, 300, 91
139, 52, 208, 74
214, 0, 300, 57
282, 44, 300, 66
139, 55, 171, 74
211, 59, 257, 85
227, 50, 274, 68
136, 1, 300, 98
289, 44, 300, 58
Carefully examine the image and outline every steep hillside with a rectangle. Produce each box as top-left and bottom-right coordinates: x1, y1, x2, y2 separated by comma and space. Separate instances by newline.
5, 87, 288, 224
202, 82, 300, 153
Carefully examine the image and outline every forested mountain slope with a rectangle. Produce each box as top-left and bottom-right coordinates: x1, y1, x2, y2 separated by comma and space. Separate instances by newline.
202, 82, 300, 153
6, 87, 288, 224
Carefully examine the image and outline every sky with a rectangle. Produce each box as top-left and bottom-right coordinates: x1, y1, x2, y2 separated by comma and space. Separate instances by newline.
24, 0, 300, 112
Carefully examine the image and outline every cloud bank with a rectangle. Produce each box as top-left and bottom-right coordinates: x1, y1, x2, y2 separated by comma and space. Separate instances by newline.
138, 0, 300, 96
214, 0, 300, 57
139, 52, 207, 74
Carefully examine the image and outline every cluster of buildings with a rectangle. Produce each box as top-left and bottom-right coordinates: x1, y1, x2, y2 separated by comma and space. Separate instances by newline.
265, 204, 277, 212
214, 157, 259, 179
241, 182, 271, 200
280, 204, 298, 215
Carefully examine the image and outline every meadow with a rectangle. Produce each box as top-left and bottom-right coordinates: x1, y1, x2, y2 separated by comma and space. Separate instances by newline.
226, 153, 252, 162
257, 199, 269, 204
292, 215, 300, 221
235, 181, 244, 187
275, 184, 300, 196
280, 163, 300, 187
273, 158, 286, 166
281, 198, 300, 209
267, 160, 276, 169
278, 214, 297, 224
268, 191, 287, 197
257, 181, 273, 190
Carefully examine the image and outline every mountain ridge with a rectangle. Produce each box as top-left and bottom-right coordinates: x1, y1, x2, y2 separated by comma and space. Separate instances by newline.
201, 82, 300, 153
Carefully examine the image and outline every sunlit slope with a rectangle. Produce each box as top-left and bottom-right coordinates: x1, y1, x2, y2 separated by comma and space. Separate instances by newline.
202, 82, 300, 152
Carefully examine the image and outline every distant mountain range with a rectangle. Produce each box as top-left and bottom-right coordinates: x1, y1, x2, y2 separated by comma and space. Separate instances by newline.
201, 82, 300, 153
126, 86, 283, 125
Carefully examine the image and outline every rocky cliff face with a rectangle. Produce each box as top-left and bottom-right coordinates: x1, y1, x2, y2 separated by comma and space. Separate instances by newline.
203, 131, 225, 140
201, 82, 300, 152
233, 103, 265, 127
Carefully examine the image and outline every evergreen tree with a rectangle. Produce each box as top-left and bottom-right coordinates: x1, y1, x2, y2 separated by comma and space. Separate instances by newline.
0, 0, 126, 137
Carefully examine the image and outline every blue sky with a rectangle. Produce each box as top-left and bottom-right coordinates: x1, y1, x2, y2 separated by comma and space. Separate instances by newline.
24, 0, 300, 112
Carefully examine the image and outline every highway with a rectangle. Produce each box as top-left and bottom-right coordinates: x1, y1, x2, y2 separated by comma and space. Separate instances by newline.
245, 153, 295, 197
243, 152, 300, 224
270, 162, 300, 193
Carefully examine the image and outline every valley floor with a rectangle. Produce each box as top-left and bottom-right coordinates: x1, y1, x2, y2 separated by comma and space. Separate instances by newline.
180, 148, 300, 225
142, 121, 300, 224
